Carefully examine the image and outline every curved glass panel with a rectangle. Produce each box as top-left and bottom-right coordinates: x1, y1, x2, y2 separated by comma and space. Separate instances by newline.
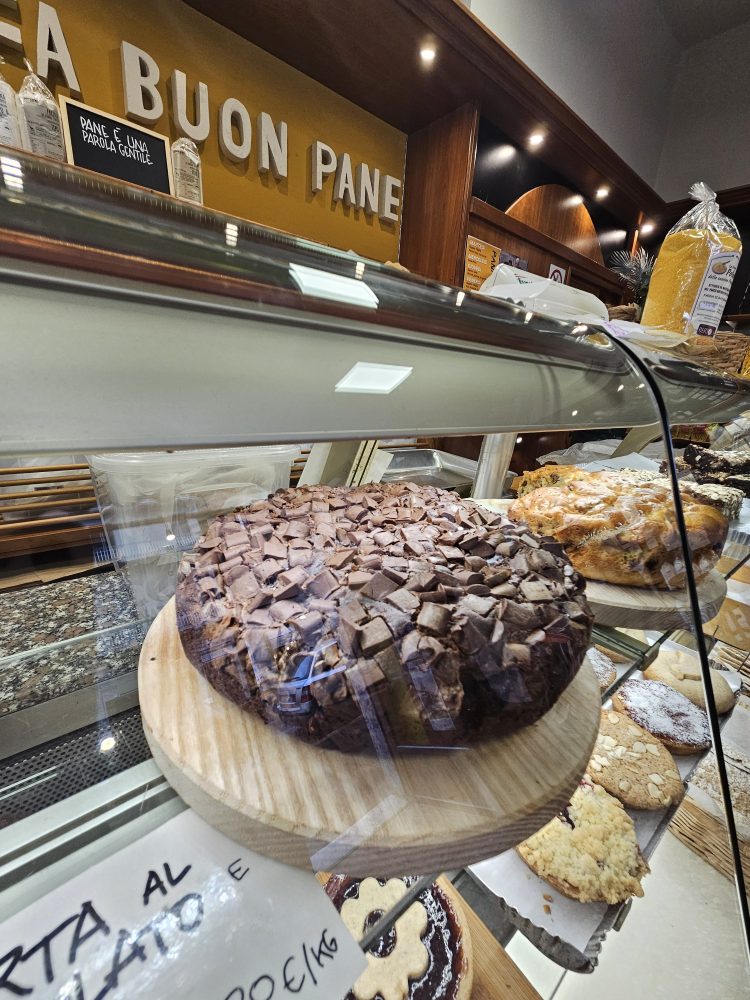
1, 152, 749, 1000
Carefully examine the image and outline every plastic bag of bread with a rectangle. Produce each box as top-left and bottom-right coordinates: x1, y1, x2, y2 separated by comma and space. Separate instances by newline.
641, 182, 741, 339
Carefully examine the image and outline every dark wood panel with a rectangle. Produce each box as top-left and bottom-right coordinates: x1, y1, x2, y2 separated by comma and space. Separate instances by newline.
400, 102, 478, 282
185, 0, 663, 228
506, 184, 604, 265
469, 197, 623, 301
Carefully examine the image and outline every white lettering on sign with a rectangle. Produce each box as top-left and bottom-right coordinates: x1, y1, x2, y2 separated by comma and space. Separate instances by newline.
0, 0, 21, 51
219, 97, 252, 162
356, 163, 379, 215
36, 0, 79, 93
0, 3, 403, 224
0, 810, 366, 999
170, 68, 210, 142
378, 173, 401, 222
333, 151, 355, 206
257, 110, 287, 179
121, 39, 163, 123
312, 143, 402, 221
311, 139, 336, 194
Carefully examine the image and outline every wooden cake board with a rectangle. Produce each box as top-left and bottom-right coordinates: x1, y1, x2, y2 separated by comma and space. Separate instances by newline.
586, 570, 726, 630
139, 599, 600, 876
476, 499, 727, 630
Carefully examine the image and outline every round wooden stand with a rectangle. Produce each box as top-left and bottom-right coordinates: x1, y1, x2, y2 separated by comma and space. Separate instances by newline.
139, 599, 600, 875
585, 570, 726, 630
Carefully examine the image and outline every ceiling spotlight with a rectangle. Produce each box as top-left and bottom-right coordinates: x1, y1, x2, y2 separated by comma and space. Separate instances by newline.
489, 143, 516, 166
595, 186, 609, 200
528, 131, 545, 148
640, 222, 655, 235
419, 45, 436, 65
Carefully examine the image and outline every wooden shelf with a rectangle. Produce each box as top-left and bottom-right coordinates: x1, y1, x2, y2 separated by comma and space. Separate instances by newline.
468, 197, 624, 300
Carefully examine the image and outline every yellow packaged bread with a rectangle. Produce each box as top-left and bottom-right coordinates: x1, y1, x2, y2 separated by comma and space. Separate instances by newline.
642, 182, 741, 339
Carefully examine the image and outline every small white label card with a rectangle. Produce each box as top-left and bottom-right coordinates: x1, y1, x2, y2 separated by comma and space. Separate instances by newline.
0, 810, 366, 1000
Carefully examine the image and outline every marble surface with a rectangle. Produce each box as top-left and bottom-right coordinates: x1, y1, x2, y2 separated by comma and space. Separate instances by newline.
0, 571, 143, 716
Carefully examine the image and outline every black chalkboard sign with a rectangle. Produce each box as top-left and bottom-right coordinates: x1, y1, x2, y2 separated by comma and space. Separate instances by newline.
60, 97, 173, 195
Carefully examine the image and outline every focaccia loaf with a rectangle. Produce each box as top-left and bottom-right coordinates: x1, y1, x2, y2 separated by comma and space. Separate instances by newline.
508, 467, 727, 589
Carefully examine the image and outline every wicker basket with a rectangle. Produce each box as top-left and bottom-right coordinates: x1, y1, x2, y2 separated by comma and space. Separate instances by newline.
671, 331, 750, 377
670, 797, 750, 888
607, 303, 640, 323
717, 331, 750, 374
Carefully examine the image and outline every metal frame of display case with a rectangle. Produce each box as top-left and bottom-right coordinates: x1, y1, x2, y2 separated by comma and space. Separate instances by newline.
2, 151, 750, 967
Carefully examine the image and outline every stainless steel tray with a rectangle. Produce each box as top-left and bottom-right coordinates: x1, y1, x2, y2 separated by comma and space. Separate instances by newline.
382, 449, 477, 496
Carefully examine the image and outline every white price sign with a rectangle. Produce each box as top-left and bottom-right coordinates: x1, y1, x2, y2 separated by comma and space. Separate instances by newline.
0, 811, 366, 1000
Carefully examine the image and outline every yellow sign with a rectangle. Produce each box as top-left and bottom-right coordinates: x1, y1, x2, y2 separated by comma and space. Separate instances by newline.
463, 236, 501, 290
3, 0, 406, 261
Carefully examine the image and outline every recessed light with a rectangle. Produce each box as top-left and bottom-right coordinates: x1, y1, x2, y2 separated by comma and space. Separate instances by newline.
419, 45, 436, 65
617, 384, 625, 392
571, 409, 578, 417
99, 735, 116, 753
640, 222, 655, 235
489, 143, 516, 166
595, 186, 610, 200
528, 131, 545, 148
335, 362, 413, 395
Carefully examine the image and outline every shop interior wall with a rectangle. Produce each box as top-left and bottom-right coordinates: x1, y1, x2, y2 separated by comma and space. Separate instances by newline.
467, 0, 750, 207
656, 20, 750, 200
466, 0, 681, 190
3, 0, 405, 261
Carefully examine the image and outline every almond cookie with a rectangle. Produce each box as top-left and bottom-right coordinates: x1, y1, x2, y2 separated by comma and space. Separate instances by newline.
644, 649, 736, 714
612, 678, 711, 754
589, 709, 683, 809
517, 780, 649, 904
587, 648, 616, 690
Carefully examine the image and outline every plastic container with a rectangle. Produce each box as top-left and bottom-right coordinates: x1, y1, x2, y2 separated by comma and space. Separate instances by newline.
171, 136, 203, 205
0, 59, 22, 150
16, 59, 65, 161
479, 263, 608, 323
88, 446, 299, 620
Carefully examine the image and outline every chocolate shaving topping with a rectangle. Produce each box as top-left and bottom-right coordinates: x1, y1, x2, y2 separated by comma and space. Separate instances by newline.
175, 482, 593, 751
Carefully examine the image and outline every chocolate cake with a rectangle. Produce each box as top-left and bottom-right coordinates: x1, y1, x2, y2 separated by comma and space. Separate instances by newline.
325, 875, 472, 1000
684, 442, 750, 476
175, 482, 592, 752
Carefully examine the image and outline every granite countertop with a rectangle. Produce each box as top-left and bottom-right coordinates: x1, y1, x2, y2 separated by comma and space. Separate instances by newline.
0, 571, 143, 716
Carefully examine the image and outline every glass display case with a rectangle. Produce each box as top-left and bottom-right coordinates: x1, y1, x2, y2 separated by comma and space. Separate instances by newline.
2, 151, 750, 999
